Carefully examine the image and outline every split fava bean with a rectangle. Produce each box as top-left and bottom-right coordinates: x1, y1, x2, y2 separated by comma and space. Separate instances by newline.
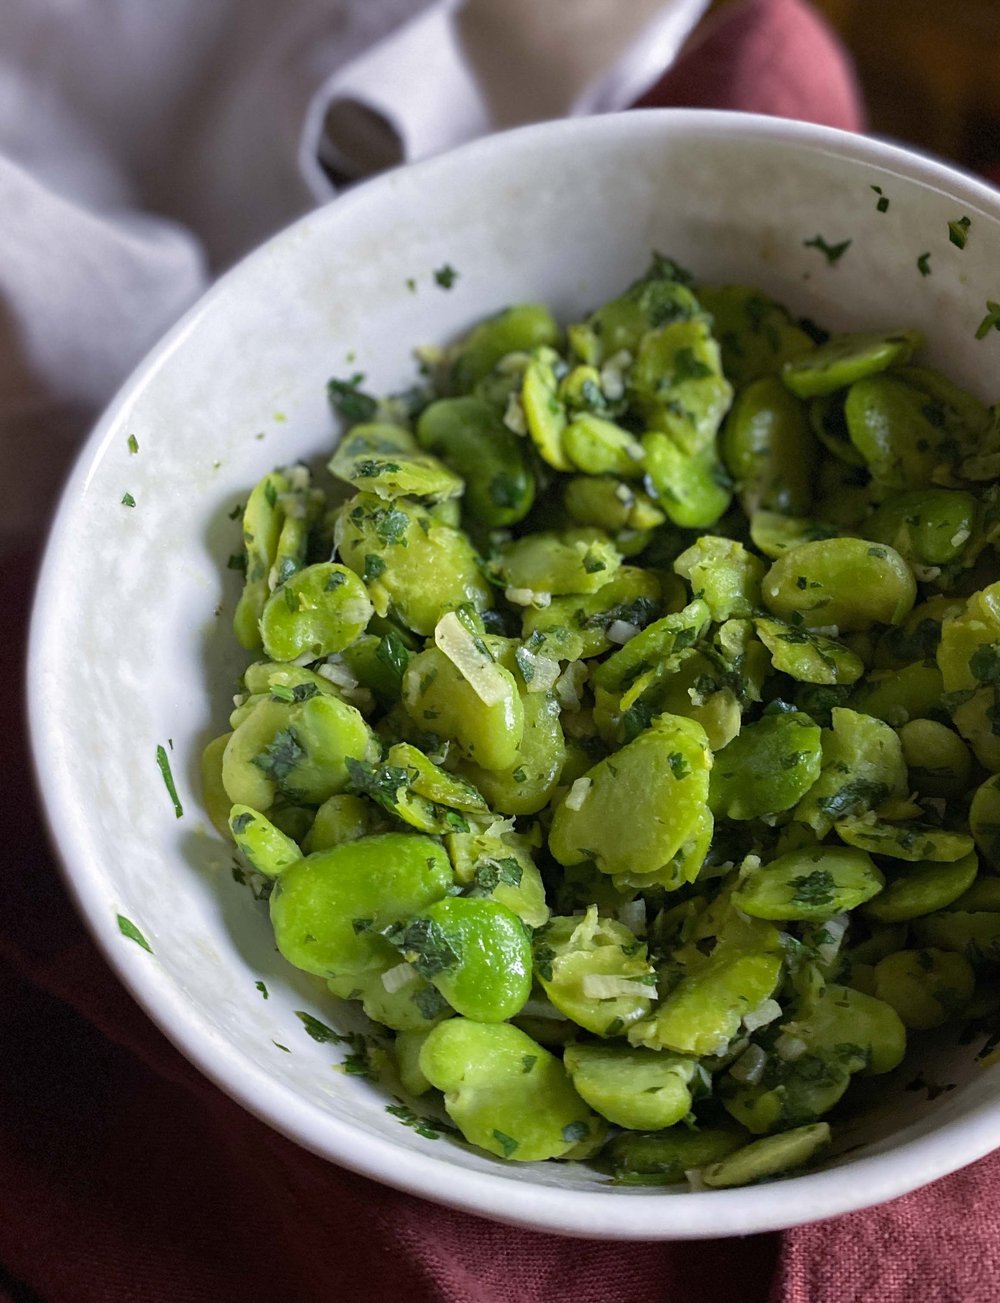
762, 537, 916, 632
782, 329, 921, 399
260, 563, 373, 663
563, 1043, 701, 1131
533, 906, 656, 1036
210, 255, 1000, 1185
733, 846, 885, 921
418, 1018, 601, 1161
548, 713, 711, 880
709, 712, 822, 821
699, 1123, 831, 1187
269, 832, 453, 979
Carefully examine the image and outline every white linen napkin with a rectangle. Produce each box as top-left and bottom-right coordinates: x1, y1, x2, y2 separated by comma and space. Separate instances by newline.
0, 0, 708, 549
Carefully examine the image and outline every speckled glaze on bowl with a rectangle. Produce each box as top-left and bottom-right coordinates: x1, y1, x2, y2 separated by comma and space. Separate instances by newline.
28, 110, 1000, 1239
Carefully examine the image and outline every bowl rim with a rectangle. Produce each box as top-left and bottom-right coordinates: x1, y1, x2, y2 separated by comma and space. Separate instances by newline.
27, 106, 1000, 1239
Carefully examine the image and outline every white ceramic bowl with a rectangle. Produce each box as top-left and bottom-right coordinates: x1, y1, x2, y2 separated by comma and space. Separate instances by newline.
29, 110, 1000, 1239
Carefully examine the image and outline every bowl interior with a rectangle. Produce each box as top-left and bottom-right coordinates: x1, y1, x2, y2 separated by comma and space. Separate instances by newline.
29, 109, 1000, 1238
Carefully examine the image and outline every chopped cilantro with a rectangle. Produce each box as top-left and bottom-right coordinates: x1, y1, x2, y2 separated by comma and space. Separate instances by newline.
521, 1054, 537, 1074
354, 458, 400, 478
803, 234, 852, 265
948, 216, 972, 249
534, 944, 556, 982
367, 505, 410, 546
375, 631, 410, 683
975, 302, 1000, 341
816, 779, 890, 821
433, 263, 459, 289
328, 373, 378, 423
386, 1099, 456, 1139
413, 985, 450, 1021
231, 810, 255, 834
345, 756, 409, 812
492, 1129, 519, 1157
672, 346, 713, 381
385, 916, 461, 977
227, 552, 247, 572
295, 1011, 345, 1043
970, 644, 1000, 685
255, 980, 269, 999
917, 252, 932, 277
472, 857, 524, 894
127, 434, 139, 454
117, 914, 152, 952
514, 647, 536, 683
870, 185, 889, 213
788, 869, 837, 908
155, 744, 184, 818
363, 553, 386, 582
251, 728, 306, 782
121, 491, 136, 507
667, 751, 690, 780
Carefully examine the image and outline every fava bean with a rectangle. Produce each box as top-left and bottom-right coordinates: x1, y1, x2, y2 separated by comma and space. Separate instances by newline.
448, 304, 559, 394
733, 846, 884, 921
387, 896, 532, 1022
418, 1018, 600, 1161
721, 375, 815, 515
762, 537, 916, 632
873, 948, 975, 1029
782, 329, 921, 399
270, 832, 453, 979
416, 397, 535, 528
563, 1043, 701, 1131
863, 852, 978, 923
699, 1123, 831, 1188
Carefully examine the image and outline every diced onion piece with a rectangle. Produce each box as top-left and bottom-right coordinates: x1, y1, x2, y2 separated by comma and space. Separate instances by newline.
434, 611, 509, 706
530, 654, 561, 693
318, 660, 360, 690
503, 393, 527, 435
564, 777, 592, 811
581, 974, 654, 1000
775, 1033, 808, 1062
505, 586, 552, 609
729, 1043, 768, 1085
381, 962, 419, 993
607, 619, 640, 645
742, 998, 783, 1033
617, 898, 647, 936
815, 913, 849, 967
555, 661, 587, 710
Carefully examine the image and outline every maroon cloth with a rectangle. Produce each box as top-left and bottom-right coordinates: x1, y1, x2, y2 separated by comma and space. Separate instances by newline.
6, 4, 1000, 1302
